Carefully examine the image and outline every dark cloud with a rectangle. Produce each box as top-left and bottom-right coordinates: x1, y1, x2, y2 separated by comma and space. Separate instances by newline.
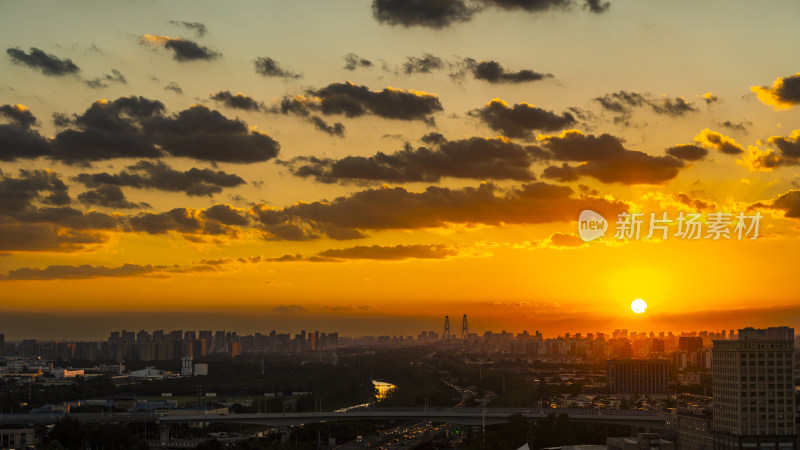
264, 254, 305, 262
210, 90, 264, 111
702, 93, 719, 105
276, 96, 313, 116
471, 98, 576, 138
547, 232, 586, 247
745, 130, 800, 170
139, 35, 219, 61
168, 20, 208, 36
282, 135, 542, 183
199, 258, 233, 265
0, 261, 217, 280
7, 206, 118, 231
541, 163, 580, 182
84, 69, 127, 89
0, 263, 156, 281
0, 103, 38, 128
307, 81, 443, 124
0, 105, 53, 161
594, 90, 697, 123
670, 192, 715, 211
128, 205, 247, 237
51, 96, 166, 162
308, 116, 345, 137
388, 56, 551, 84
718, 120, 750, 132
753, 189, 800, 219
471, 60, 552, 84
75, 160, 245, 197
53, 112, 72, 127
371, 0, 477, 29
164, 82, 183, 94
403, 54, 444, 74
751, 73, 800, 109
150, 104, 280, 162
78, 185, 145, 209
767, 131, 800, 159
271, 97, 346, 136
694, 128, 744, 155
343, 53, 373, 71
318, 244, 458, 260
650, 96, 697, 117
6, 47, 80, 76
0, 223, 108, 252
0, 169, 71, 212
0, 173, 120, 252
539, 130, 685, 184
0, 169, 124, 252
128, 208, 206, 235
276, 82, 442, 125
371, 0, 608, 29
52, 97, 280, 163
202, 204, 249, 226
484, 0, 571, 12
584, 0, 609, 13
594, 90, 647, 115
254, 57, 301, 79
665, 144, 708, 161
250, 181, 626, 240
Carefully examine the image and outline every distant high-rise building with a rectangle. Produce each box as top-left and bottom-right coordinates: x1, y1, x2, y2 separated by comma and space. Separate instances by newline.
121, 330, 135, 342
157, 340, 177, 360
214, 330, 226, 352
192, 339, 206, 357
680, 336, 704, 352
199, 331, 212, 353
607, 359, 669, 394
651, 338, 665, 354
138, 342, 159, 361
679, 336, 705, 368
712, 326, 796, 450
595, 332, 604, 341
137, 329, 150, 343
0, 333, 4, 357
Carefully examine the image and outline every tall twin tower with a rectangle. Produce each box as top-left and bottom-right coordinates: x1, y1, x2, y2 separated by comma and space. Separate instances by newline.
443, 314, 468, 340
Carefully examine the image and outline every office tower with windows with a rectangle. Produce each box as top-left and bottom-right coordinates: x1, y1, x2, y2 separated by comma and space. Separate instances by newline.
712, 327, 796, 450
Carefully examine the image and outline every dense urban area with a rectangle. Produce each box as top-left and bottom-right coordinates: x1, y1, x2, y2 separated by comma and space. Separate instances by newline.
0, 323, 797, 449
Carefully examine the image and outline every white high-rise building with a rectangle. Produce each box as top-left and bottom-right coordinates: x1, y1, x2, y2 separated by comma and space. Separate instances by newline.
712, 327, 796, 450
181, 356, 193, 376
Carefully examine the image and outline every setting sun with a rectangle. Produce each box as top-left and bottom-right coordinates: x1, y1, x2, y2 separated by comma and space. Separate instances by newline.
631, 299, 647, 314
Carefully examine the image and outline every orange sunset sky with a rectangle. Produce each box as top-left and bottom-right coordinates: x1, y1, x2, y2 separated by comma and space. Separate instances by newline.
1, 0, 800, 339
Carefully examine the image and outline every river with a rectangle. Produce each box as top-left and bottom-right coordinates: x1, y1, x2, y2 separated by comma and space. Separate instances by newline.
334, 379, 396, 412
